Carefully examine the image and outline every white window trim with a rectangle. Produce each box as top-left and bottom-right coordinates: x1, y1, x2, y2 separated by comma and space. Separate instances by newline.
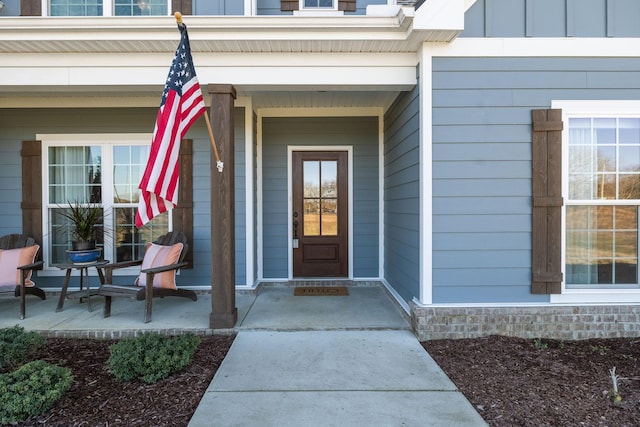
38, 133, 153, 277
41, 0, 170, 17
293, 0, 343, 16
551, 100, 640, 304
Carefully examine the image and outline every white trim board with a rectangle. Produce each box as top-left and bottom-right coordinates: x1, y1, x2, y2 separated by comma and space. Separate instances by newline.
430, 37, 640, 57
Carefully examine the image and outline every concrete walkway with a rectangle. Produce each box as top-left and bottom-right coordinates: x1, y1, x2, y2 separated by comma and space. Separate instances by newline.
0, 284, 487, 426
190, 285, 487, 426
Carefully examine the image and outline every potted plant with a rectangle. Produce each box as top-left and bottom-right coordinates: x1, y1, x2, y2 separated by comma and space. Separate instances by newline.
59, 201, 104, 263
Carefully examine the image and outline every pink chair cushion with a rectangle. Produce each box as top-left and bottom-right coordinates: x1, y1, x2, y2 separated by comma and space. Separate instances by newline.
0, 245, 39, 288
135, 242, 183, 290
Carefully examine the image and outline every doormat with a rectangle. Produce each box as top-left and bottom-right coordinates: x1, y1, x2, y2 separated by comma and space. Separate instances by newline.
294, 286, 349, 296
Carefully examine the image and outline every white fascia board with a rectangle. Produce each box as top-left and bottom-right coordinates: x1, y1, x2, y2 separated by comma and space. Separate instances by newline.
431, 37, 640, 57
4, 52, 417, 67
464, 0, 478, 12
0, 15, 412, 43
1, 52, 417, 88
413, 0, 464, 32
2, 66, 416, 88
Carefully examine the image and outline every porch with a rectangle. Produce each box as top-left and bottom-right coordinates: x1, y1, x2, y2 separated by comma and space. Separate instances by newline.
0, 282, 410, 337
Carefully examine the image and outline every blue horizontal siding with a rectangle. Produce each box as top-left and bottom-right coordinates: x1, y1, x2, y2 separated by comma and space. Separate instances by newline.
432, 56, 640, 304
433, 214, 530, 234
433, 284, 549, 304
384, 84, 420, 302
261, 116, 379, 279
433, 179, 530, 197
433, 232, 530, 251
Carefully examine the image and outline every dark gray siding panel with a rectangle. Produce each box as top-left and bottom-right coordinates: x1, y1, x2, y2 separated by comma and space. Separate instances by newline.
608, 0, 640, 37
0, 107, 247, 289
0, 141, 23, 233
261, 116, 379, 279
485, 0, 526, 37
194, 0, 243, 15
525, 0, 566, 37
253, 111, 259, 285
567, 0, 606, 37
234, 108, 247, 286
256, 0, 283, 16
383, 85, 420, 303
463, 0, 640, 38
432, 56, 640, 304
1, 0, 20, 16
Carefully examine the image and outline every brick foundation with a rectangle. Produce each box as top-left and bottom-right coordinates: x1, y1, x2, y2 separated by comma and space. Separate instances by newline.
410, 302, 640, 341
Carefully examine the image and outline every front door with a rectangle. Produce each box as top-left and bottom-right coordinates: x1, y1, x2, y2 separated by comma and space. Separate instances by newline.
292, 151, 348, 277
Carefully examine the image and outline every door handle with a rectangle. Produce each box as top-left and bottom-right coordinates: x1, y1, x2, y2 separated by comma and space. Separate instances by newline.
293, 212, 299, 248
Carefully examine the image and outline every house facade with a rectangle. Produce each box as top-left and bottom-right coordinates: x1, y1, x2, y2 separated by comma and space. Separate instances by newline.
1, 0, 640, 339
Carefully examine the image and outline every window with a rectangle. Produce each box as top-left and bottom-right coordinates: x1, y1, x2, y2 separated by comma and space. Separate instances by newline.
302, 0, 335, 8
564, 107, 640, 288
42, 134, 170, 269
47, 0, 168, 16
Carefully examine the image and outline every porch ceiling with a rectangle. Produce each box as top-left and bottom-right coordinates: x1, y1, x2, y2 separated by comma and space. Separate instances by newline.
0, 10, 461, 54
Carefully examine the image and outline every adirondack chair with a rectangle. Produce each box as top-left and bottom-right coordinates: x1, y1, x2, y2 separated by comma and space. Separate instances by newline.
98, 231, 197, 323
0, 234, 46, 319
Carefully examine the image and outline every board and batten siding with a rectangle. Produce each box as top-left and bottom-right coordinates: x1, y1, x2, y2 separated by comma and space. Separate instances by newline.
383, 86, 420, 303
0, 107, 247, 289
261, 116, 379, 279
431, 57, 640, 304
463, 0, 640, 38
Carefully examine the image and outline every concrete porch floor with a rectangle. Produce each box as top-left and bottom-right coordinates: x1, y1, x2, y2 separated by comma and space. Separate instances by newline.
0, 282, 409, 335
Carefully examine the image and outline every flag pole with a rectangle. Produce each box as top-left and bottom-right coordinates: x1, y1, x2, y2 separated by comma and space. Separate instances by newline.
174, 12, 224, 173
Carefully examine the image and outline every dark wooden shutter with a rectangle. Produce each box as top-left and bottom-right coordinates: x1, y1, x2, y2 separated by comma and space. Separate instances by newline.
171, 0, 192, 15
21, 140, 43, 257
338, 0, 356, 12
281, 0, 299, 11
20, 0, 41, 16
531, 109, 563, 294
172, 139, 194, 269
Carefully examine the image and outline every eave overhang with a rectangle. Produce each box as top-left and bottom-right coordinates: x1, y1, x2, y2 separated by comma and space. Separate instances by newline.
0, 2, 464, 54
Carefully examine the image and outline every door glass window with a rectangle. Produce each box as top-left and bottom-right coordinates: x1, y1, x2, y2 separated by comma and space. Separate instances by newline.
303, 160, 338, 236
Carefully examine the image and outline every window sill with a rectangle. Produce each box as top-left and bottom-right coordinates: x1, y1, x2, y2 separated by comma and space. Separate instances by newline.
551, 289, 640, 304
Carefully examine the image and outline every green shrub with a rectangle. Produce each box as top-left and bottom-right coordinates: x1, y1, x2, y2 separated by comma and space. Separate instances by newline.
107, 332, 201, 384
0, 360, 73, 424
0, 325, 45, 372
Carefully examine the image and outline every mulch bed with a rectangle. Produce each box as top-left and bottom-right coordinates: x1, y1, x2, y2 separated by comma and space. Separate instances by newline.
15, 334, 235, 427
423, 335, 640, 427
8, 333, 640, 426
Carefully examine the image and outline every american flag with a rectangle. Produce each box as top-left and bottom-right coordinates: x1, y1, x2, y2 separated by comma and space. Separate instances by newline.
135, 23, 205, 228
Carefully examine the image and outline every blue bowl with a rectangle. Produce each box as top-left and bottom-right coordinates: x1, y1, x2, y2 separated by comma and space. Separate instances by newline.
66, 248, 102, 264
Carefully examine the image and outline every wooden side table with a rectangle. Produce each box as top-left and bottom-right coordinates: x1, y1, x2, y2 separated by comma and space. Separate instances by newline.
56, 260, 109, 312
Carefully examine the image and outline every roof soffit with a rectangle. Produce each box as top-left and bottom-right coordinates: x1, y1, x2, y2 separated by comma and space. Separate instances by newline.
0, 7, 463, 54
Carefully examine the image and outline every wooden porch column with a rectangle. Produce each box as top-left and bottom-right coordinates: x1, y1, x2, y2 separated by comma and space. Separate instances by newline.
208, 84, 237, 328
